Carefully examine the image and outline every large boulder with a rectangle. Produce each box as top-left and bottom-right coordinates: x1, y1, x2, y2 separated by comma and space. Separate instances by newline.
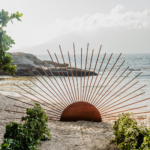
0, 52, 97, 76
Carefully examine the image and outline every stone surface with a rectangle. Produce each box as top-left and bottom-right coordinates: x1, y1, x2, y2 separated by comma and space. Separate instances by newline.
0, 52, 97, 76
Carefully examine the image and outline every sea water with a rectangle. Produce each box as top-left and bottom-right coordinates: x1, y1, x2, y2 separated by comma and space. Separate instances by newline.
36, 53, 150, 111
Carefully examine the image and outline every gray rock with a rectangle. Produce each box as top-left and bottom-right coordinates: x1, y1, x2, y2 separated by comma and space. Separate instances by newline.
0, 52, 97, 76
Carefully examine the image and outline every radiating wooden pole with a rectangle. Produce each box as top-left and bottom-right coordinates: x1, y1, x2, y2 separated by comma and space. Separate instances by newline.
82, 43, 89, 101
80, 48, 82, 102
100, 84, 146, 112
48, 50, 72, 105
59, 46, 76, 102
99, 72, 142, 109
88, 53, 106, 103
68, 51, 77, 101
73, 43, 79, 100
86, 46, 101, 102
84, 49, 94, 102
93, 54, 122, 105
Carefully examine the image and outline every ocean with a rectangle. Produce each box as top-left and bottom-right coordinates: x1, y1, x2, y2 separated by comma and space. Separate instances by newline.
36, 53, 150, 111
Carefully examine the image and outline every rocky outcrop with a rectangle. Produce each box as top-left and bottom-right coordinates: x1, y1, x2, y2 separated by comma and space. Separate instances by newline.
0, 52, 97, 76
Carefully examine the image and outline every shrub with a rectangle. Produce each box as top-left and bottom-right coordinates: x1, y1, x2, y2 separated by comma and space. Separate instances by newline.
112, 113, 150, 150
0, 103, 51, 150
0, 122, 38, 150
22, 103, 51, 141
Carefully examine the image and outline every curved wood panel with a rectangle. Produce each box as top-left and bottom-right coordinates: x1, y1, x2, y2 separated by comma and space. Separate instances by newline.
60, 102, 102, 122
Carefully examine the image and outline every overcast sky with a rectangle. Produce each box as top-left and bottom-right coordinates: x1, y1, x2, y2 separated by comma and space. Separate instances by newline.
1, 0, 150, 54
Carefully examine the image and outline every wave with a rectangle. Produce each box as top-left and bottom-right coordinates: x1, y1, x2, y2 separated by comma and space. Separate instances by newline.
140, 75, 150, 77
128, 68, 150, 71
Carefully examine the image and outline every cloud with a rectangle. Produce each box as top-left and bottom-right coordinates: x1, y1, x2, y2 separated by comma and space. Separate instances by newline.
50, 5, 150, 34
8, 5, 150, 50
111, 5, 124, 14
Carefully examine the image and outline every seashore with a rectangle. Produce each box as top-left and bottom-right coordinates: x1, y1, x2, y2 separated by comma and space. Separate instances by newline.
0, 89, 150, 149
0, 73, 150, 149
0, 91, 119, 150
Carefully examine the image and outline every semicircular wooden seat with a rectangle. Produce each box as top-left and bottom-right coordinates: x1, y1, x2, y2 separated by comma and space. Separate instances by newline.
60, 102, 102, 122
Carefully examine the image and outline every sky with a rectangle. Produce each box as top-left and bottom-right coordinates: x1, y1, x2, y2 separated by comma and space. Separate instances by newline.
1, 0, 150, 54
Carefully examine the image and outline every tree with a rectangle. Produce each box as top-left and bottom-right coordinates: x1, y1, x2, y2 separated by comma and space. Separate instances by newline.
0, 9, 23, 75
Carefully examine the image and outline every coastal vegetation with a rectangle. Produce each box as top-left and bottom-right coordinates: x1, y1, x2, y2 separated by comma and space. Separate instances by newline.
0, 9, 22, 75
0, 103, 51, 150
112, 113, 150, 150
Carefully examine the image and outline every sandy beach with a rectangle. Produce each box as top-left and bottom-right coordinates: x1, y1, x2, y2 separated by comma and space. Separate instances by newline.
0, 75, 150, 149
0, 91, 150, 147
1, 1, 150, 149
0, 92, 120, 150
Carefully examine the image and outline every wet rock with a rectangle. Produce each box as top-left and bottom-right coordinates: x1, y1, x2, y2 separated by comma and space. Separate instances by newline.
0, 52, 97, 76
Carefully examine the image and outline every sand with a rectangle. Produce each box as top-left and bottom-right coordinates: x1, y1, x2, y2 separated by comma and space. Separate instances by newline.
0, 91, 150, 149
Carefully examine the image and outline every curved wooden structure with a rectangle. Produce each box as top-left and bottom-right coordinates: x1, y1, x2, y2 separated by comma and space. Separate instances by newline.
60, 102, 102, 122
4, 43, 150, 122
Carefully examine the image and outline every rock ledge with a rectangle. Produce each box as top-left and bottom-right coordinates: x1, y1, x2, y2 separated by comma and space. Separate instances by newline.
0, 52, 97, 76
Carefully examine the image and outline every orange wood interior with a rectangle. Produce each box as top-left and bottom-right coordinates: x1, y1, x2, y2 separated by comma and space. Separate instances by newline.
60, 102, 102, 122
